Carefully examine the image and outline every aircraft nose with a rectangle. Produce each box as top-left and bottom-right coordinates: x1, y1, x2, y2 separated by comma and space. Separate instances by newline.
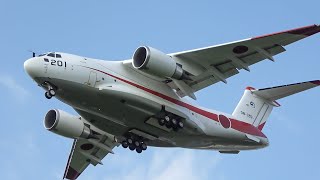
24, 58, 39, 78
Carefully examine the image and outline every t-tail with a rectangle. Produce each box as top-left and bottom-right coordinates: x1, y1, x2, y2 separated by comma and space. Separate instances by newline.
232, 80, 320, 130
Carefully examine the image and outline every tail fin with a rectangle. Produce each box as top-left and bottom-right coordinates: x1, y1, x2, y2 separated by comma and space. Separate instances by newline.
232, 80, 320, 130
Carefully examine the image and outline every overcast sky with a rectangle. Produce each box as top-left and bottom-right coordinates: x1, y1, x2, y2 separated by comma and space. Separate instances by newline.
1, 0, 320, 179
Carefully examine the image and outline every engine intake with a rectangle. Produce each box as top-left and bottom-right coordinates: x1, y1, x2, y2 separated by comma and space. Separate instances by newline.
44, 109, 95, 139
132, 46, 187, 80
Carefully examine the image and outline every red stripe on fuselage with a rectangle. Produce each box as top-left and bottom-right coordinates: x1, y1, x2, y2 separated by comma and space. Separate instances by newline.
87, 67, 266, 138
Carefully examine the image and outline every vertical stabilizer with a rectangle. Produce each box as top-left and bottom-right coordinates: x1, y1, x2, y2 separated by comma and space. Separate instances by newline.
232, 80, 320, 130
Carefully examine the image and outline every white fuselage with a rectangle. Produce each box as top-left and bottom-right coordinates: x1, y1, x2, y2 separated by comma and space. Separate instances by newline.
24, 52, 268, 151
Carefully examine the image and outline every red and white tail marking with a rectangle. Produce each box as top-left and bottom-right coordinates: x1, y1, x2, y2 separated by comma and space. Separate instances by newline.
233, 80, 320, 130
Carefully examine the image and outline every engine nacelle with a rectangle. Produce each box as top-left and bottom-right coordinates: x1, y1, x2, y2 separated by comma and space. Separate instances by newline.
132, 46, 187, 79
44, 109, 94, 139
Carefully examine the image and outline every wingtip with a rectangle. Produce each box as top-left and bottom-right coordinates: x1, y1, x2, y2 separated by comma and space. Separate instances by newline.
252, 24, 320, 39
65, 167, 81, 180
310, 80, 320, 85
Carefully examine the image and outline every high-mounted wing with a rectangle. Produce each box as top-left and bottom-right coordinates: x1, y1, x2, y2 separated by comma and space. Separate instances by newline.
169, 24, 320, 94
63, 135, 118, 180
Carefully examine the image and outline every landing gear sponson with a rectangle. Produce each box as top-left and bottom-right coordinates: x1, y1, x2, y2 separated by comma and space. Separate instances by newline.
121, 107, 185, 153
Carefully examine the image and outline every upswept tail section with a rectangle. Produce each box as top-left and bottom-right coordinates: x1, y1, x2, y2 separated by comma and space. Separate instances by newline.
232, 87, 274, 130
232, 80, 320, 130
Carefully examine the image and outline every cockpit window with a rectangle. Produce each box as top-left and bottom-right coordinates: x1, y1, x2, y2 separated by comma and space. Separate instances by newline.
47, 53, 55, 57
56, 54, 62, 58
38, 54, 46, 57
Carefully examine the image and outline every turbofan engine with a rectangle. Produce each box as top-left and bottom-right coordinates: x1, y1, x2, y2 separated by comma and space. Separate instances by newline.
44, 109, 97, 139
132, 46, 189, 80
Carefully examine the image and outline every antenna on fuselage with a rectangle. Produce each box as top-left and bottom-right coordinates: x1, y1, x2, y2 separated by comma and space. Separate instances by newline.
27, 50, 36, 57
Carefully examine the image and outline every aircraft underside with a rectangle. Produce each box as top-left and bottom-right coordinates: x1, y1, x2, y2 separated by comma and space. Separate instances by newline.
35, 76, 262, 151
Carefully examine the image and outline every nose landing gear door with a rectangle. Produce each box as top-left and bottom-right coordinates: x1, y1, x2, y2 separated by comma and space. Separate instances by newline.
86, 71, 97, 87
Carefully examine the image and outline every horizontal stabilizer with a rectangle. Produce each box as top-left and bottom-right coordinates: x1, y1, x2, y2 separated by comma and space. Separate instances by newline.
252, 80, 320, 101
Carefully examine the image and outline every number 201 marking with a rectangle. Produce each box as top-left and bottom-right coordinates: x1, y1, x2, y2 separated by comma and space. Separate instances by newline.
51, 60, 66, 67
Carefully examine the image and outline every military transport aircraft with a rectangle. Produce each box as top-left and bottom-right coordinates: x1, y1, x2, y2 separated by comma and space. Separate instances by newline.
24, 24, 320, 180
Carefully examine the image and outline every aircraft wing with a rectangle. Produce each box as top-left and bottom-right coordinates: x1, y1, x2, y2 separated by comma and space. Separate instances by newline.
169, 24, 320, 93
63, 136, 118, 180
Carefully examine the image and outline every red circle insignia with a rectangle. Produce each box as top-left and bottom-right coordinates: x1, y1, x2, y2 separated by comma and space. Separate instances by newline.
218, 114, 231, 129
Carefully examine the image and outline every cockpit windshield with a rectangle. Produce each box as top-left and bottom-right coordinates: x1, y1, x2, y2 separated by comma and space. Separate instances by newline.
47, 53, 55, 57
38, 52, 62, 58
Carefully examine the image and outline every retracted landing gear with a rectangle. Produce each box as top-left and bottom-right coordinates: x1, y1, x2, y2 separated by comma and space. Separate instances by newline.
43, 82, 57, 99
121, 134, 147, 153
158, 114, 184, 132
